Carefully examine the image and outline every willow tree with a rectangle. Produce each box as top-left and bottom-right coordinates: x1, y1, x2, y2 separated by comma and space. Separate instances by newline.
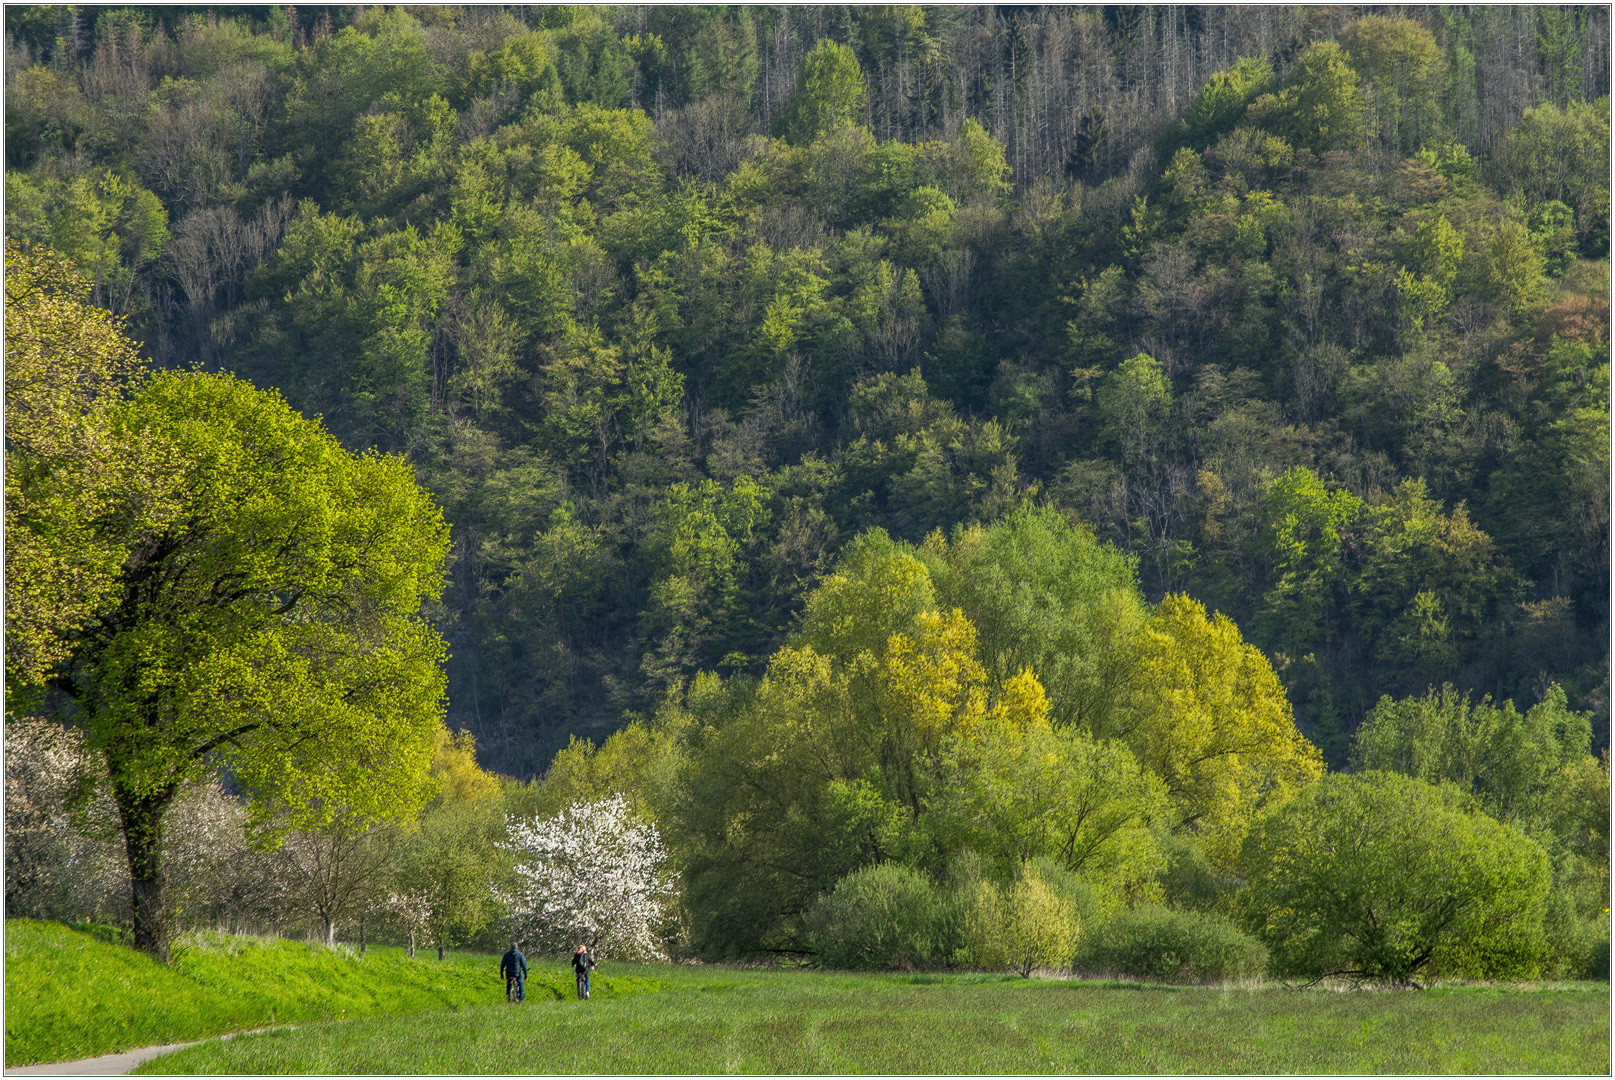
37, 357, 451, 959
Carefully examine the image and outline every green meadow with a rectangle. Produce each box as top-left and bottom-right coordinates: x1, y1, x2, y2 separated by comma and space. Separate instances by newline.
144, 961, 1607, 1075
2, 919, 653, 1067
8, 920, 1606, 1075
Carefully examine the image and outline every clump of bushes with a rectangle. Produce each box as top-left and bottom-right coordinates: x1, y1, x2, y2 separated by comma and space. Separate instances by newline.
1076, 905, 1267, 983
806, 857, 1087, 975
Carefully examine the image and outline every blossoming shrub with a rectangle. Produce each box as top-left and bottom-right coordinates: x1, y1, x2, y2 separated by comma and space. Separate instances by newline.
502, 795, 676, 958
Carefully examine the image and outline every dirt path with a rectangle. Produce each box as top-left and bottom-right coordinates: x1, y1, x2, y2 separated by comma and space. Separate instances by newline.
7, 1028, 291, 1076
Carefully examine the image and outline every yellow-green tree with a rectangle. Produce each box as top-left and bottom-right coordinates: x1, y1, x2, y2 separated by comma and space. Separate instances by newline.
674, 530, 1012, 955
388, 729, 510, 960
4, 242, 147, 694
936, 671, 1170, 906
1126, 594, 1324, 866
958, 864, 1083, 976
31, 345, 451, 958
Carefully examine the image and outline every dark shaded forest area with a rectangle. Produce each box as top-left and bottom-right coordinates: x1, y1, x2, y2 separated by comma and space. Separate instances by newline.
6, 4, 1609, 775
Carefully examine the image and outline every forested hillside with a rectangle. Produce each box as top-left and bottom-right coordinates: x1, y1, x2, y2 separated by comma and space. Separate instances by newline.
6, 4, 1610, 776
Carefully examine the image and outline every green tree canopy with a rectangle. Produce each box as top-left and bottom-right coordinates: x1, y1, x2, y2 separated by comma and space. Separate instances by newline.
920, 506, 1148, 737
1247, 40, 1365, 153
42, 361, 451, 959
774, 39, 867, 146
1242, 771, 1551, 984
1352, 682, 1593, 825
4, 242, 147, 693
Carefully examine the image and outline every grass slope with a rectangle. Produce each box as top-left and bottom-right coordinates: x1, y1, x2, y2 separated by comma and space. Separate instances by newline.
140, 964, 1610, 1075
3, 920, 653, 1066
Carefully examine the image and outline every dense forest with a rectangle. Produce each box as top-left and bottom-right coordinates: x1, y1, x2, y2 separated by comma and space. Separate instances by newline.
5, 3, 1609, 783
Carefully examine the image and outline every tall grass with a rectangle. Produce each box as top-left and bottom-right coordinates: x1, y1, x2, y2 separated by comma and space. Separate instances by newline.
3, 919, 655, 1066
140, 964, 1609, 1075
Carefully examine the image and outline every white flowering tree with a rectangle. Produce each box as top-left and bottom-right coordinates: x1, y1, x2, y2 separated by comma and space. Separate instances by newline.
502, 795, 676, 959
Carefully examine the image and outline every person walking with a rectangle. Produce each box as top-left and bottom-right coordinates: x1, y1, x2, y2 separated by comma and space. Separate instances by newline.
572, 943, 596, 1000
500, 941, 528, 1003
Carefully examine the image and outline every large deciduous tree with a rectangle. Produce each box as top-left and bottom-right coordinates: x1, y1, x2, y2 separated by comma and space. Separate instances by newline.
35, 353, 451, 959
1126, 593, 1325, 865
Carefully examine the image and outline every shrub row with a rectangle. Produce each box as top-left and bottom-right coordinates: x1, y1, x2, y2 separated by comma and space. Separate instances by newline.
804, 861, 1265, 983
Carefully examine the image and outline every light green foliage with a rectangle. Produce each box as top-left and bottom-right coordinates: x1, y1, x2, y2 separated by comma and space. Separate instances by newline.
1247, 41, 1365, 153
1492, 99, 1612, 253
457, 30, 557, 105
1096, 353, 1171, 462
775, 40, 867, 146
386, 728, 510, 959
1397, 214, 1464, 326
1256, 470, 1510, 694
805, 862, 951, 970
3, 244, 148, 692
920, 507, 1148, 736
283, 11, 445, 191
795, 528, 938, 663
1339, 16, 1446, 157
1076, 905, 1268, 983
1353, 683, 1593, 825
390, 800, 508, 960
915, 120, 1011, 205
1182, 57, 1275, 146
526, 716, 688, 826
640, 476, 767, 685
958, 863, 1083, 976
1242, 771, 1552, 983
936, 691, 1169, 905
1256, 466, 1361, 653
4, 170, 168, 312
1483, 218, 1547, 315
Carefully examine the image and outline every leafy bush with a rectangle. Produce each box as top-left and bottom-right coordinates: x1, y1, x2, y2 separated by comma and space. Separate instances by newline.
956, 861, 1083, 975
1541, 885, 1611, 980
1076, 905, 1267, 983
1242, 771, 1551, 984
806, 863, 952, 970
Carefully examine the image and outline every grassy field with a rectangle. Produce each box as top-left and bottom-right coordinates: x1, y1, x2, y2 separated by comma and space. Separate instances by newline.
140, 963, 1610, 1075
2, 919, 656, 1066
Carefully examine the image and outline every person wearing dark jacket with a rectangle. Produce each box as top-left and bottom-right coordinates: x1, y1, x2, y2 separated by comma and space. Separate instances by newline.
500, 942, 528, 1002
571, 944, 596, 999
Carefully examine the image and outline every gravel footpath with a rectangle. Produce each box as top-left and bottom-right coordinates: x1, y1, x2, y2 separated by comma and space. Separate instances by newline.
7, 1027, 291, 1076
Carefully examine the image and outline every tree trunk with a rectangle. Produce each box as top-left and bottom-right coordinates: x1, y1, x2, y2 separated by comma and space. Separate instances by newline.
408, 930, 415, 958
115, 786, 175, 963
325, 919, 336, 948
437, 944, 445, 961
359, 918, 366, 955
